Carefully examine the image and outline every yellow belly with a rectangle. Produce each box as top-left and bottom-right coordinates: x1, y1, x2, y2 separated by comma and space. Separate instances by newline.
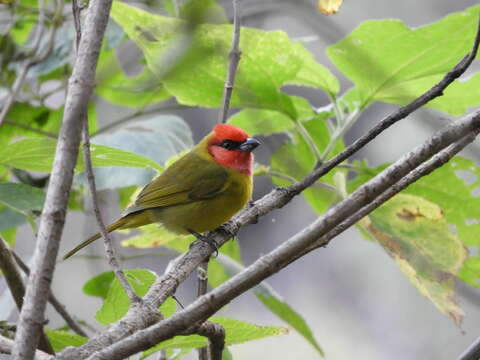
146, 174, 252, 234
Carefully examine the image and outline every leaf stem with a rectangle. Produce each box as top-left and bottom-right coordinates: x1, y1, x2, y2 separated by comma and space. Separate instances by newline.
295, 121, 323, 162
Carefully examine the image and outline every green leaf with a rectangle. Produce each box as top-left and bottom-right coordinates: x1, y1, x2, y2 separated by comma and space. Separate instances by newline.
217, 255, 323, 356
163, 0, 178, 16
10, 18, 35, 45
142, 317, 287, 358
0, 137, 164, 174
121, 223, 193, 251
82, 115, 192, 190
83, 271, 116, 299
328, 5, 480, 113
0, 138, 56, 172
208, 240, 242, 288
363, 194, 466, 325
353, 156, 480, 247
78, 144, 164, 172
28, 22, 74, 77
256, 292, 324, 356
286, 43, 339, 94
160, 296, 177, 318
427, 72, 480, 115
96, 269, 157, 325
0, 227, 18, 247
96, 48, 171, 108
458, 257, 480, 288
270, 117, 342, 215
228, 96, 320, 136
0, 182, 45, 213
178, 0, 228, 24
403, 156, 480, 246
0, 206, 28, 232
1, 103, 62, 147
45, 329, 88, 352
110, 2, 337, 118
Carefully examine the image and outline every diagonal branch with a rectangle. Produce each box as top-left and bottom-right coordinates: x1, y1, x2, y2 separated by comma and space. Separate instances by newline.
82, 110, 480, 360
57, 17, 480, 359
11, 0, 114, 358
457, 335, 480, 360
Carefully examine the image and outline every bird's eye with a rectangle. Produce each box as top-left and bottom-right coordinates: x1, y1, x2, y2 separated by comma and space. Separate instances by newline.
219, 140, 240, 150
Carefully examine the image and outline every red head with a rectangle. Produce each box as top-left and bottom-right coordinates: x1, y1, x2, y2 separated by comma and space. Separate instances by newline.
208, 124, 260, 175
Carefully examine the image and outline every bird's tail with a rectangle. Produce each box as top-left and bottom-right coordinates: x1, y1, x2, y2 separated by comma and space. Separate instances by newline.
62, 217, 128, 260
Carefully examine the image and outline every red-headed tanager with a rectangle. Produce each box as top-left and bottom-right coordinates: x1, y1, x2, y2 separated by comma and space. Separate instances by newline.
63, 124, 260, 259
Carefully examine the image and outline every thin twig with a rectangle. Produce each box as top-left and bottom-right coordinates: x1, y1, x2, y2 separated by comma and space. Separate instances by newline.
295, 121, 323, 162
11, 251, 88, 337
12, 0, 114, 357
72, 0, 82, 51
189, 322, 225, 360
196, 260, 210, 360
218, 0, 242, 123
91, 104, 188, 136
82, 117, 142, 303
57, 20, 480, 357
0, 238, 54, 354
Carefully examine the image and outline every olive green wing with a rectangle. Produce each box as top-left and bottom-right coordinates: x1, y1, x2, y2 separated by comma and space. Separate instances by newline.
125, 152, 229, 214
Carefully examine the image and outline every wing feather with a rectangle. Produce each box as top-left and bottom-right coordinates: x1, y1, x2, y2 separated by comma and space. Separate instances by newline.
125, 152, 229, 214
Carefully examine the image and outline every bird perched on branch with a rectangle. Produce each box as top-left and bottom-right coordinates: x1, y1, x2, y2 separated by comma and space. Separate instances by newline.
63, 124, 260, 259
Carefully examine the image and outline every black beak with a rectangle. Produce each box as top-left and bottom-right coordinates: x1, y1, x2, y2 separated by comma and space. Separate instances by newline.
239, 138, 260, 152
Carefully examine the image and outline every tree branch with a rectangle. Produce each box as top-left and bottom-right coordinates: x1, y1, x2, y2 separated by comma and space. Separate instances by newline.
81, 110, 480, 360
196, 260, 210, 360
457, 335, 480, 360
82, 117, 141, 304
190, 322, 225, 360
11, 0, 114, 358
300, 128, 480, 257
218, 0, 242, 123
0, 335, 52, 360
0, 238, 54, 354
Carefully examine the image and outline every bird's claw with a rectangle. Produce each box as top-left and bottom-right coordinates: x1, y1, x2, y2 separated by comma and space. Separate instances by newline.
188, 229, 219, 257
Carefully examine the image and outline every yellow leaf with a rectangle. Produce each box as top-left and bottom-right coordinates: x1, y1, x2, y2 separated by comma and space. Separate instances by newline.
362, 194, 467, 326
318, 0, 343, 15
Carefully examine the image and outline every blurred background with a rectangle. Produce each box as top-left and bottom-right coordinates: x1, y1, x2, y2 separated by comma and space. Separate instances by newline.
2, 0, 480, 359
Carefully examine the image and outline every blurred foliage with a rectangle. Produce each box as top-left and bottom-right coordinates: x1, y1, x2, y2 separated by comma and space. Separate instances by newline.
1, 0, 480, 355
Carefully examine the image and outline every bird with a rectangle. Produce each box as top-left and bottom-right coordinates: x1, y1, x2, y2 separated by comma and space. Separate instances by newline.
63, 123, 260, 260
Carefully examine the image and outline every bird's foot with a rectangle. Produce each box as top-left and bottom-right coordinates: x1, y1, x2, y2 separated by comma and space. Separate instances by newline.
219, 223, 236, 240
188, 229, 219, 257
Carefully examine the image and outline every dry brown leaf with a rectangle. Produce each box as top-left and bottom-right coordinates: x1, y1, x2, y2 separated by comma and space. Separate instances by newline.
318, 0, 343, 15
